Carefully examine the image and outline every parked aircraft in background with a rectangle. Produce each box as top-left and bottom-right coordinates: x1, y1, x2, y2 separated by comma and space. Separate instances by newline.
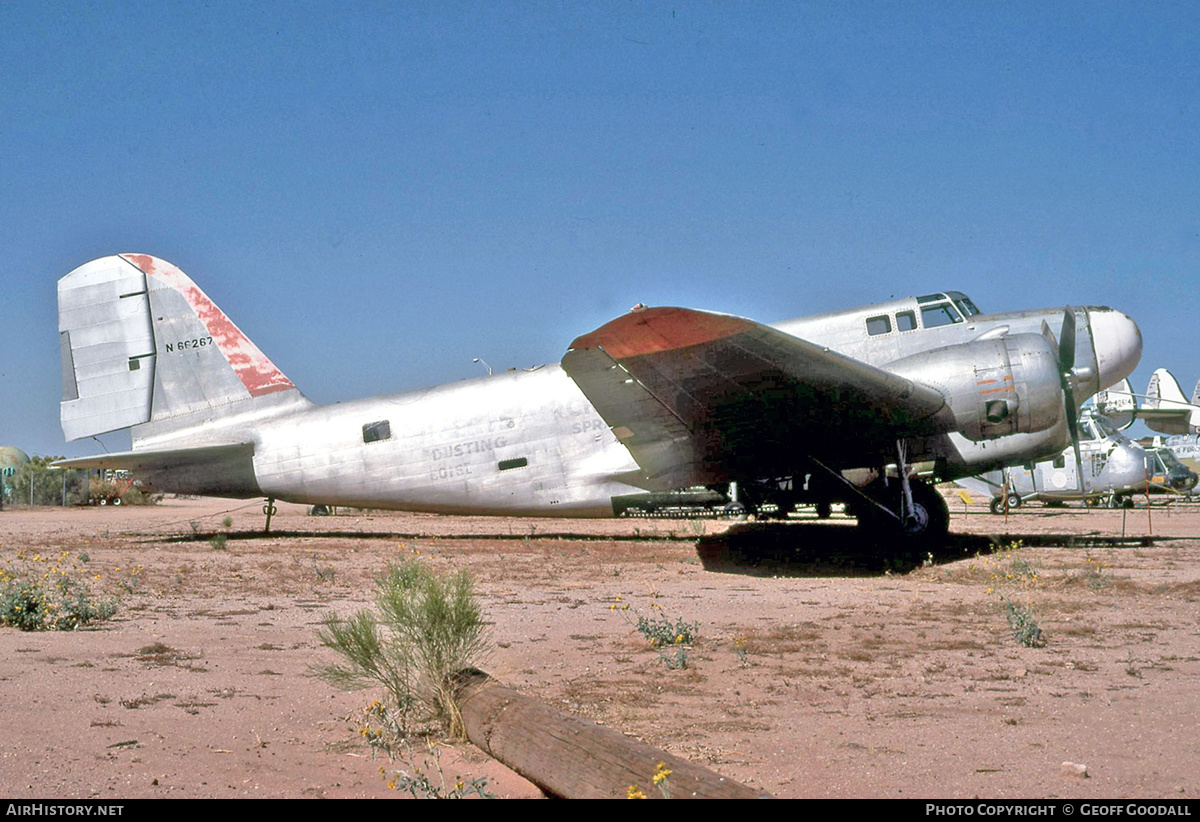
1142, 443, 1199, 494
1090, 378, 1137, 431
1136, 368, 1200, 435
55, 254, 1142, 546
957, 410, 1150, 512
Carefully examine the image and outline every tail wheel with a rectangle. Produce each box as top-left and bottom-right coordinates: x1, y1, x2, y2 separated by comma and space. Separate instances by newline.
989, 497, 1009, 515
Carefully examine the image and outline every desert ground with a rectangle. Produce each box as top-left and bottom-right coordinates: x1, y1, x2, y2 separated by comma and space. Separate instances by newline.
0, 493, 1197, 799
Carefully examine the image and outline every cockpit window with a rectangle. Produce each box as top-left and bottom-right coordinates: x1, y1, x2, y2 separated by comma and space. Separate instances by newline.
866, 315, 891, 336
896, 311, 917, 331
920, 303, 963, 328
1160, 450, 1184, 469
954, 297, 981, 317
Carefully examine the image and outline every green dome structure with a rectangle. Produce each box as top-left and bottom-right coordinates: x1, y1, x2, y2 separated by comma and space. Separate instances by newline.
0, 446, 31, 501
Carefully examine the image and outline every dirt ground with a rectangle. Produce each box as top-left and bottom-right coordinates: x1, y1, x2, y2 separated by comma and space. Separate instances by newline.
0, 494, 1197, 799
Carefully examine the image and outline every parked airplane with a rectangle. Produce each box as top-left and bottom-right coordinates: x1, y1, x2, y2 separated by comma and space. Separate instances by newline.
1090, 378, 1137, 431
1137, 368, 1200, 435
55, 254, 1142, 545
957, 410, 1151, 512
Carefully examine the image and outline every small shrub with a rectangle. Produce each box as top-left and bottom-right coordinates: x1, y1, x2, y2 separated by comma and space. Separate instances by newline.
368, 725, 495, 799
209, 534, 227, 550
312, 557, 335, 582
314, 560, 488, 738
1001, 596, 1044, 648
1072, 554, 1110, 590
635, 610, 698, 648
612, 595, 699, 669
0, 551, 120, 631
733, 635, 750, 668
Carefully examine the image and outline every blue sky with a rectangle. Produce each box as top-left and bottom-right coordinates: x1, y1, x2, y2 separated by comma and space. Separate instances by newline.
2, 1, 1197, 457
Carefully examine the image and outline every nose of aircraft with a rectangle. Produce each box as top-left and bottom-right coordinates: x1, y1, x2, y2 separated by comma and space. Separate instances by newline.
1088, 308, 1142, 389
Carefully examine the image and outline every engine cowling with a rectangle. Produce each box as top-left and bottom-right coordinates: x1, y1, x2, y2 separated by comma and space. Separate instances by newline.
886, 333, 1065, 442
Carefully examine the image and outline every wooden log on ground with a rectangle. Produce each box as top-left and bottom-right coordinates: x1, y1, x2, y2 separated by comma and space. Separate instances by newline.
455, 668, 769, 799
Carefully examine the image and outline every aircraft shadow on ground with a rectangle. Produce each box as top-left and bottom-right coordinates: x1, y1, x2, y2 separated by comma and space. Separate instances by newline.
694, 523, 992, 577
694, 523, 1157, 577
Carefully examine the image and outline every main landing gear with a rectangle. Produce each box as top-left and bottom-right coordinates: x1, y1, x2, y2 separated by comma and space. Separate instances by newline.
808, 446, 951, 549
853, 476, 950, 548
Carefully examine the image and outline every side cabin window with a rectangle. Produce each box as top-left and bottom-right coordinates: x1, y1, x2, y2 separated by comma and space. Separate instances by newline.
920, 303, 963, 329
362, 420, 391, 443
866, 315, 891, 336
1053, 455, 1066, 469
896, 311, 917, 331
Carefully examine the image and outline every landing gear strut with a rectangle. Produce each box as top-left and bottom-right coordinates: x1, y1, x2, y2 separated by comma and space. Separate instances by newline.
807, 451, 950, 548
263, 497, 276, 534
857, 476, 949, 547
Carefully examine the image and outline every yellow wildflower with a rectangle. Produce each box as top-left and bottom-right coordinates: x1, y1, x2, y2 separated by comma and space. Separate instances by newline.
653, 762, 672, 785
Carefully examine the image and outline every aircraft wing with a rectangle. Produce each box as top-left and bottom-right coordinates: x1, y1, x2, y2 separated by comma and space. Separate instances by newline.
561, 306, 949, 489
54, 442, 262, 498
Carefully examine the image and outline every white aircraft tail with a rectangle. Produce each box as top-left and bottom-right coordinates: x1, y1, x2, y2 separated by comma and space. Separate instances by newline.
59, 254, 311, 444
1146, 367, 1188, 408
1093, 377, 1136, 430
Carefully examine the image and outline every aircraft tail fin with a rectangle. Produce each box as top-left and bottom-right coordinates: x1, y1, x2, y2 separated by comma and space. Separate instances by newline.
59, 254, 311, 443
1146, 368, 1188, 408
1094, 377, 1136, 430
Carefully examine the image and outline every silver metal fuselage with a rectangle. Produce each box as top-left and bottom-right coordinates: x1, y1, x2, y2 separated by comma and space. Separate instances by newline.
137, 295, 1140, 515
59, 256, 1143, 517
249, 364, 644, 516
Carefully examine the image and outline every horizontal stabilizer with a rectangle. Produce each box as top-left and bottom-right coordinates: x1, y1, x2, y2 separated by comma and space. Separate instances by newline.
54, 442, 262, 499
1141, 368, 1200, 435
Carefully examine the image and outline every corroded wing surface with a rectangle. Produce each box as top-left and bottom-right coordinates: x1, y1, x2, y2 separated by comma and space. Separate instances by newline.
561, 306, 948, 488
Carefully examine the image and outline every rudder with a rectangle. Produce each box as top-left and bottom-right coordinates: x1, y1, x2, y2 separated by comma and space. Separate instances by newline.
59, 254, 308, 443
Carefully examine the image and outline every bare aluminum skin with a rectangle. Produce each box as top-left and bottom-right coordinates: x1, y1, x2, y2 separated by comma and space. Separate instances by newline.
56, 256, 1143, 517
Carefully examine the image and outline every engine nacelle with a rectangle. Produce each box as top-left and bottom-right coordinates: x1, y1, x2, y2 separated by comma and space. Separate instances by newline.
887, 333, 1065, 442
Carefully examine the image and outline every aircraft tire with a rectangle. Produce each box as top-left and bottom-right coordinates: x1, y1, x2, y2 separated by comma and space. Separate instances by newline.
856, 479, 949, 548
989, 497, 1009, 515
904, 480, 949, 545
